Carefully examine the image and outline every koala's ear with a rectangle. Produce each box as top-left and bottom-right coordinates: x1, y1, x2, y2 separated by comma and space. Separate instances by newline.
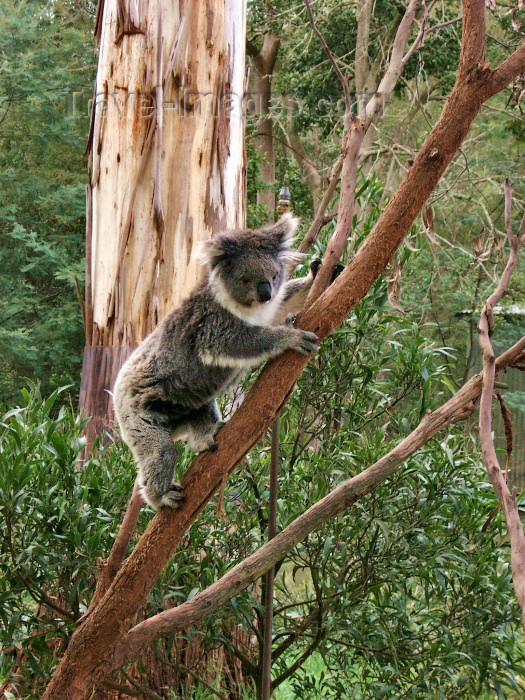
263, 212, 300, 250
197, 236, 228, 269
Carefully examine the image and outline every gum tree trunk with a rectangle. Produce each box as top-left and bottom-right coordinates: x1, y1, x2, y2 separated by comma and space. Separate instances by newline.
80, 0, 246, 444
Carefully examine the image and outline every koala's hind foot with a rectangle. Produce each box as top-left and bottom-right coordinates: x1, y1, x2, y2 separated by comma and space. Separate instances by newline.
158, 482, 185, 509
132, 428, 184, 510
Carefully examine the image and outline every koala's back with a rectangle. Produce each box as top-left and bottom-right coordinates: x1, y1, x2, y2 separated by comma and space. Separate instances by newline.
113, 283, 239, 423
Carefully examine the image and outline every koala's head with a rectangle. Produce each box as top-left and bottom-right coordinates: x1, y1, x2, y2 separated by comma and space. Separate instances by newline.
202, 213, 301, 315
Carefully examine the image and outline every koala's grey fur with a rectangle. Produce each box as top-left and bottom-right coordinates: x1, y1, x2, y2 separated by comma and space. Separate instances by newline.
113, 213, 319, 510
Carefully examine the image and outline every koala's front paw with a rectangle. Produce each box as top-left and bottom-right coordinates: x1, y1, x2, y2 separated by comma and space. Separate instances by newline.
289, 329, 319, 356
332, 263, 344, 281
310, 258, 344, 283
159, 482, 184, 509
310, 258, 322, 278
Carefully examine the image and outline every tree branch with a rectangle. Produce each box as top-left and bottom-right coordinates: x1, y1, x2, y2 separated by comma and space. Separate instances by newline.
87, 478, 144, 611
478, 178, 525, 631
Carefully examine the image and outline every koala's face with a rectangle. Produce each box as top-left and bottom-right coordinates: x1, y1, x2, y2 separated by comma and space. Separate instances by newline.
203, 214, 301, 311
218, 251, 285, 307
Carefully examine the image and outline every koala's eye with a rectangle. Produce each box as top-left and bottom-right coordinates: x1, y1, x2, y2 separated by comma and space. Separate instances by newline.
241, 277, 250, 285
272, 273, 278, 281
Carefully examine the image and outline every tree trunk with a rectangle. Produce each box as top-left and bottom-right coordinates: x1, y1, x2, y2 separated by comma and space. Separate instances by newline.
80, 0, 246, 444
247, 35, 279, 212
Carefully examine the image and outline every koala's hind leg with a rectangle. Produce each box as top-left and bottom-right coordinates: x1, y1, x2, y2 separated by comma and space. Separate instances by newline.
186, 400, 225, 453
122, 412, 184, 510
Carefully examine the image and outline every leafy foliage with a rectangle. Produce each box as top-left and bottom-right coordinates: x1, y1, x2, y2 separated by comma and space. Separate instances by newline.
0, 0, 96, 408
0, 385, 135, 696
3, 284, 524, 697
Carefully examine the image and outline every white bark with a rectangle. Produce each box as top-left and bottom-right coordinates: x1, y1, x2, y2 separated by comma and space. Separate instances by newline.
87, 0, 246, 347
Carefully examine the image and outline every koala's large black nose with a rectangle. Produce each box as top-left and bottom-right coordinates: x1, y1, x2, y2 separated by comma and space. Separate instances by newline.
257, 281, 272, 302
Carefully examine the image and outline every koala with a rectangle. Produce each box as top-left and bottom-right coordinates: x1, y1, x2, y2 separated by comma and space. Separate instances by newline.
113, 213, 321, 510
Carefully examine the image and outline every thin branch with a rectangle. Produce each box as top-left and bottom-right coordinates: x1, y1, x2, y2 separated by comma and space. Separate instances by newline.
402, 1, 439, 66
297, 151, 344, 254
304, 0, 351, 114
86, 478, 144, 613
478, 178, 525, 632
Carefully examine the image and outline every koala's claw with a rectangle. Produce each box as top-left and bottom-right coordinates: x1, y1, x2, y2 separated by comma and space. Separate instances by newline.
310, 259, 344, 284
214, 419, 227, 433
291, 329, 319, 355
332, 263, 344, 281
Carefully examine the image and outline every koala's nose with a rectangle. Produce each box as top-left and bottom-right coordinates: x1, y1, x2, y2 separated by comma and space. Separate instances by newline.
257, 281, 272, 302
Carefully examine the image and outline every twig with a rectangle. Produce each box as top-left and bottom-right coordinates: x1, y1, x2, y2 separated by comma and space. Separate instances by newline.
478, 177, 525, 632
297, 151, 344, 254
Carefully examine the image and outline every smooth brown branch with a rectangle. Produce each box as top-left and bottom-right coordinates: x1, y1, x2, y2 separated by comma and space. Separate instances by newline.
306, 124, 365, 301
88, 478, 144, 611
478, 180, 525, 631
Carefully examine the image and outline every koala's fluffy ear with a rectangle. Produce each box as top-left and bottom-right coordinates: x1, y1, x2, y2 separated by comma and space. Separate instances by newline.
262, 212, 300, 250
198, 235, 228, 269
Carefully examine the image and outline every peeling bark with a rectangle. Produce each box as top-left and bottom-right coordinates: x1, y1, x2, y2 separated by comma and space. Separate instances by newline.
80, 0, 246, 443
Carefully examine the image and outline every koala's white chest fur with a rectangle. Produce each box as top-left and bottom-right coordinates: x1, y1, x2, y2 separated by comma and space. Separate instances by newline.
209, 268, 285, 327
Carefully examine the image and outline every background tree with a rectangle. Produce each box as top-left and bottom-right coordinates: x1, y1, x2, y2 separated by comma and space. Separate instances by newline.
0, 0, 95, 409
80, 0, 246, 443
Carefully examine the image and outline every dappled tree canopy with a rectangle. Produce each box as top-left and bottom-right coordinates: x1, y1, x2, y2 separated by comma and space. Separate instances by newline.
2, 1, 525, 699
